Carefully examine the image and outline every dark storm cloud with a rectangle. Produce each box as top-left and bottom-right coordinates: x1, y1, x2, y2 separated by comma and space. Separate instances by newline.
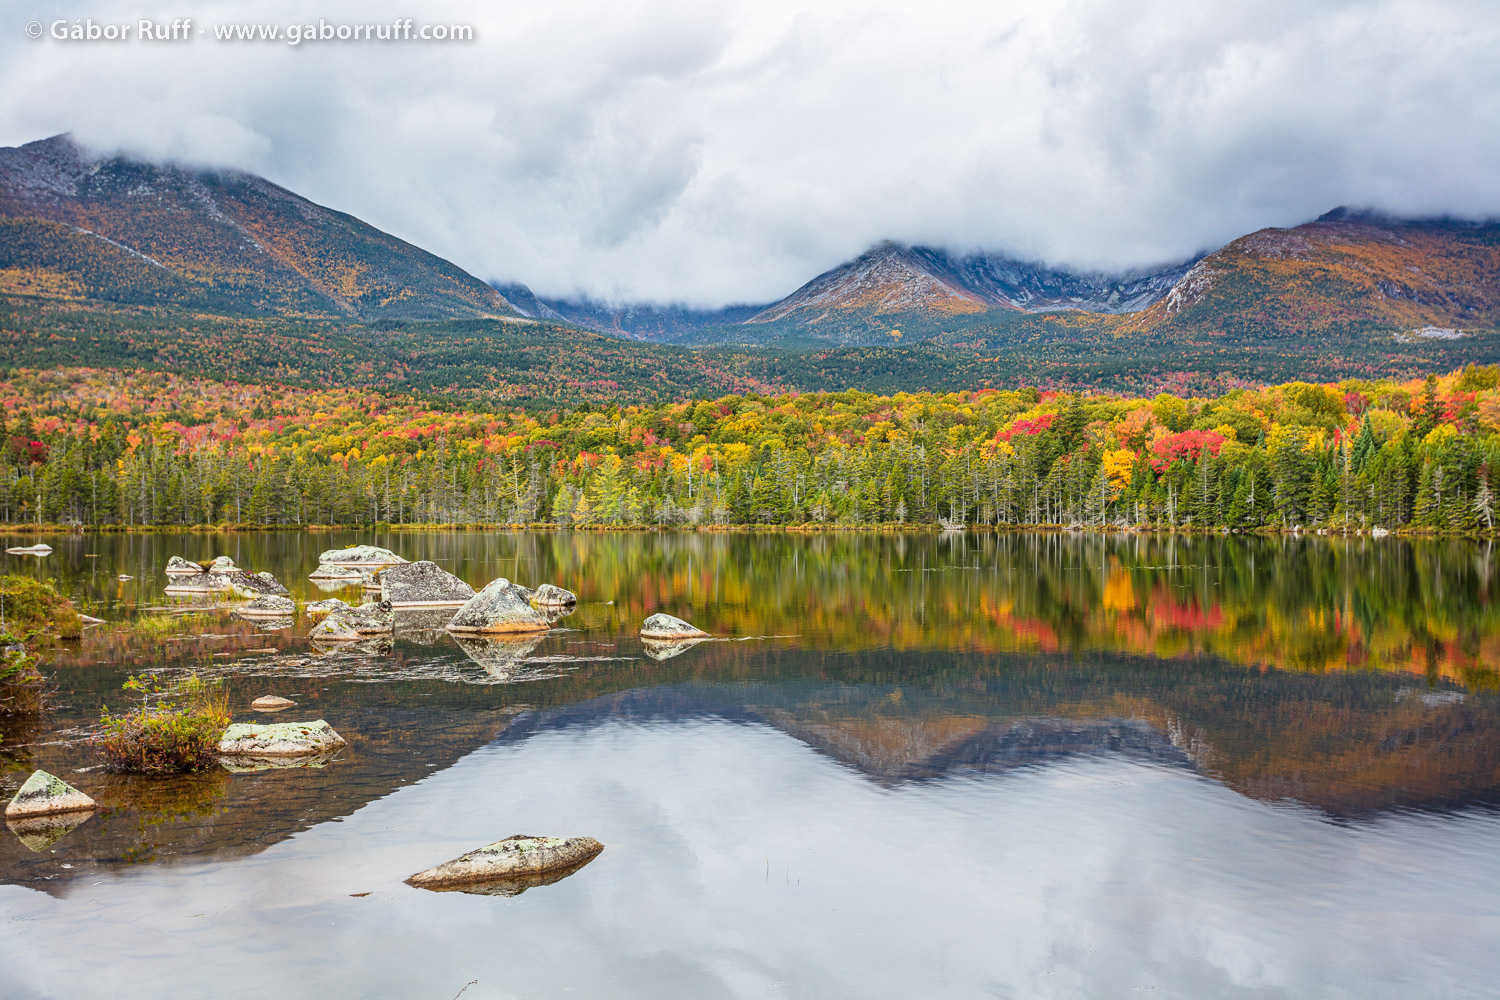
2, 0, 1497, 305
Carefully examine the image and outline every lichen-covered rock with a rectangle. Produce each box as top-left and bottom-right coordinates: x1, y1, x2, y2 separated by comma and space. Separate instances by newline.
381, 560, 476, 608
446, 578, 550, 634
218, 719, 346, 758
316, 545, 407, 567
304, 598, 350, 623
640, 613, 710, 640
251, 695, 296, 711
308, 564, 363, 581
406, 835, 604, 889
163, 571, 235, 594
235, 594, 295, 618
225, 570, 289, 599
166, 555, 204, 575
531, 583, 577, 607
5, 770, 96, 819
308, 600, 395, 641
208, 555, 238, 573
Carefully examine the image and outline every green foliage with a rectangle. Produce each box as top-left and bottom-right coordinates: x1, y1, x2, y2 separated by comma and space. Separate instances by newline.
0, 575, 82, 639
96, 673, 231, 773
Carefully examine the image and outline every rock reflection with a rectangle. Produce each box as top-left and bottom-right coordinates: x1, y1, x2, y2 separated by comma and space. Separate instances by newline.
640, 637, 708, 661
7, 811, 93, 853
450, 634, 547, 680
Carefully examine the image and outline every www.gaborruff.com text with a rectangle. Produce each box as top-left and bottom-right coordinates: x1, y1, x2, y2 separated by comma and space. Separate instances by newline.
28, 18, 475, 44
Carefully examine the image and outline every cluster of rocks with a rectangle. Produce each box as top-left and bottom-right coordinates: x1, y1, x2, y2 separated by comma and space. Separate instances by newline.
164, 555, 292, 605
309, 600, 395, 641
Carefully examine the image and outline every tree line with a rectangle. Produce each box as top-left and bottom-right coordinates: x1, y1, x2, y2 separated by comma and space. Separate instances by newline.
2, 365, 1498, 533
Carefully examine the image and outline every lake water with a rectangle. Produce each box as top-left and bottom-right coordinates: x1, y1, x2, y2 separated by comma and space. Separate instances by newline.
2, 530, 1499, 999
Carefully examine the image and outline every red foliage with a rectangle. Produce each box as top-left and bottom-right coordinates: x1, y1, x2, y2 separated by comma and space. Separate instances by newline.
1150, 430, 1225, 471
996, 413, 1055, 443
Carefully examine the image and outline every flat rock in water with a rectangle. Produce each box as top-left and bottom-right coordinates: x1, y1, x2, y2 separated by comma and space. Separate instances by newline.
5, 544, 52, 556
640, 613, 710, 640
252, 694, 296, 711
447, 579, 550, 634
236, 594, 295, 618
218, 720, 346, 758
531, 583, 577, 607
305, 598, 350, 623
308, 601, 395, 641
5, 770, 96, 819
381, 560, 476, 608
316, 545, 407, 567
406, 835, 604, 890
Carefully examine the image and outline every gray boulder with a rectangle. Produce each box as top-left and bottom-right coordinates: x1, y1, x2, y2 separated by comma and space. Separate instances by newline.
165, 555, 203, 575
208, 555, 238, 572
640, 613, 710, 640
308, 564, 363, 581
235, 595, 295, 618
5, 770, 96, 820
316, 545, 406, 567
381, 561, 476, 608
305, 598, 350, 623
531, 584, 577, 607
446, 579, 550, 634
308, 600, 395, 641
218, 719, 346, 758
406, 835, 604, 890
227, 570, 290, 599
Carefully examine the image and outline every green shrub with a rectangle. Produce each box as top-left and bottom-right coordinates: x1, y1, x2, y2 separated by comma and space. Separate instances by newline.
96, 673, 231, 773
0, 576, 82, 639
0, 641, 44, 714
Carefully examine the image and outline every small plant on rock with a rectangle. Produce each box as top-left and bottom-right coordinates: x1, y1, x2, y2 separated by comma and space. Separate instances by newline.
96, 673, 231, 773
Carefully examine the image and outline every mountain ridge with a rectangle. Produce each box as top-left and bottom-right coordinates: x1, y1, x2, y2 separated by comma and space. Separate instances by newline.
0, 133, 519, 322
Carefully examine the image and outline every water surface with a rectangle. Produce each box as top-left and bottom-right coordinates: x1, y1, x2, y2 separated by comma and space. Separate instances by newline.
2, 531, 1498, 999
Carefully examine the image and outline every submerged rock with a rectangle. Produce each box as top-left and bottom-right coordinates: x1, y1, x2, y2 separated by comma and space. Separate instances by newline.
308, 564, 363, 582
235, 594, 295, 619
5, 770, 97, 820
251, 695, 296, 711
308, 600, 395, 641
304, 598, 350, 623
218, 719, 346, 758
447, 579, 550, 634
531, 583, 577, 607
640, 613, 710, 640
381, 560, 476, 608
8, 811, 93, 852
316, 545, 407, 567
165, 555, 202, 575
406, 835, 604, 891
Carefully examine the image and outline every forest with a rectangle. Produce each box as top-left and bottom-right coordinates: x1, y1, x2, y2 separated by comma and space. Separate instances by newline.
1, 364, 1498, 533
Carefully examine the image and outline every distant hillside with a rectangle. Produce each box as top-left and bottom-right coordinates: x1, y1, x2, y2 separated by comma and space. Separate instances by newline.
0, 134, 518, 321
1131, 209, 1500, 336
494, 281, 766, 341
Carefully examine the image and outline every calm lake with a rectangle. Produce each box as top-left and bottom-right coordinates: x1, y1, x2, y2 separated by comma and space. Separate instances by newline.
2, 530, 1499, 999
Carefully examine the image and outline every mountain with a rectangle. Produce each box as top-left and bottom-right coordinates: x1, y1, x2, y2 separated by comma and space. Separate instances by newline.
0, 134, 518, 321
748, 241, 1196, 330
1135, 208, 1500, 335
494, 281, 766, 341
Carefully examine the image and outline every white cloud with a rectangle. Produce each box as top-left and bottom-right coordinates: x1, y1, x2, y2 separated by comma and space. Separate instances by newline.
2, 0, 1498, 305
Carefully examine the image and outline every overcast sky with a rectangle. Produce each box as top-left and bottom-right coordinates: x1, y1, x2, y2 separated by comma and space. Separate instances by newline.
2, 0, 1498, 305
